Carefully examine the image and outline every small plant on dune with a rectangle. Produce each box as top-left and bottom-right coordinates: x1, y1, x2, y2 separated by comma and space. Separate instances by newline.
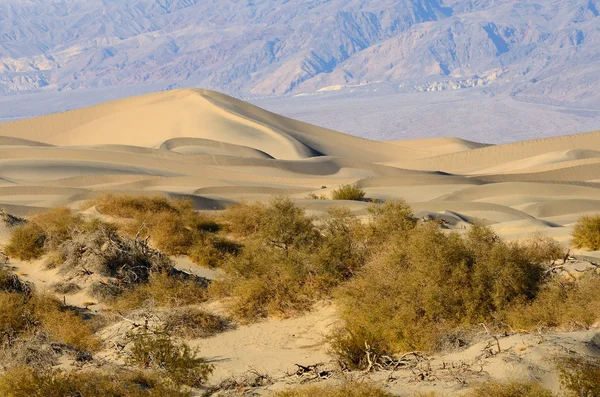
463, 381, 555, 397
4, 222, 45, 261
572, 214, 600, 250
0, 366, 192, 397
220, 201, 267, 237
111, 271, 208, 311
558, 355, 600, 397
164, 308, 230, 339
275, 381, 395, 397
126, 327, 213, 388
331, 184, 366, 201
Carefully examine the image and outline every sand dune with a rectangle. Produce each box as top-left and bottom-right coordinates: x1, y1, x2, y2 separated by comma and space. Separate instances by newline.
1, 88, 600, 248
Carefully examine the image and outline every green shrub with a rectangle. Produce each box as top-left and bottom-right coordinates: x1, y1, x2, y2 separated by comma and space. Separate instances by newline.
559, 355, 600, 397
127, 328, 213, 388
464, 381, 555, 397
275, 381, 394, 397
331, 184, 366, 201
572, 214, 600, 250
4, 223, 45, 261
0, 366, 191, 397
366, 199, 417, 245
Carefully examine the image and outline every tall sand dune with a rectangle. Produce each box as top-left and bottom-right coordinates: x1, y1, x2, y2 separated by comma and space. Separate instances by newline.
2, 89, 600, 246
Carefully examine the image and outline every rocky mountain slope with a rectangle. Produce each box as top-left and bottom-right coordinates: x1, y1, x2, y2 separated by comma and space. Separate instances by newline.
1, 0, 599, 106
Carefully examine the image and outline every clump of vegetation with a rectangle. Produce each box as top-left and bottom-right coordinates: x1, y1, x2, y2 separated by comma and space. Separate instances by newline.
0, 271, 100, 353
212, 198, 369, 322
333, 223, 555, 368
463, 381, 555, 397
572, 214, 600, 250
111, 271, 207, 311
4, 222, 45, 261
331, 184, 366, 201
164, 308, 230, 339
86, 194, 219, 256
188, 234, 240, 268
126, 327, 213, 388
220, 201, 267, 237
0, 366, 192, 397
275, 382, 394, 397
505, 274, 600, 330
559, 355, 600, 397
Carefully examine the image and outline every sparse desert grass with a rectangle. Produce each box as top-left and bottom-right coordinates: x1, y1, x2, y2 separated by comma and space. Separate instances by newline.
333, 224, 555, 368
164, 308, 230, 339
275, 381, 394, 397
572, 214, 600, 250
331, 184, 366, 201
0, 366, 192, 397
558, 355, 600, 397
126, 328, 213, 388
111, 271, 207, 311
464, 381, 555, 397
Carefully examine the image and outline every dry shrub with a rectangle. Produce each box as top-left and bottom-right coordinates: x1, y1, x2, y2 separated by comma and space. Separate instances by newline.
32, 294, 101, 352
464, 381, 555, 397
111, 271, 207, 311
0, 292, 34, 343
334, 224, 550, 367
0, 333, 60, 371
164, 308, 229, 339
31, 207, 84, 250
559, 355, 600, 397
4, 222, 45, 261
50, 282, 81, 295
505, 275, 600, 330
0, 366, 191, 397
59, 223, 172, 287
366, 199, 417, 245
572, 214, 600, 250
87, 194, 219, 255
0, 268, 33, 295
275, 381, 394, 397
188, 234, 240, 268
213, 199, 369, 323
520, 231, 566, 263
331, 184, 366, 201
127, 328, 213, 388
220, 201, 267, 237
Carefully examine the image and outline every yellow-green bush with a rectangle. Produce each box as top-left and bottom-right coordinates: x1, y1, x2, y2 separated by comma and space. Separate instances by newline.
505, 275, 600, 330
572, 214, 600, 250
111, 271, 207, 311
220, 201, 267, 237
559, 355, 600, 397
4, 222, 45, 261
164, 308, 229, 339
0, 366, 191, 397
464, 381, 555, 397
188, 234, 240, 268
127, 328, 213, 388
86, 194, 219, 255
275, 381, 394, 397
331, 184, 366, 201
334, 224, 550, 367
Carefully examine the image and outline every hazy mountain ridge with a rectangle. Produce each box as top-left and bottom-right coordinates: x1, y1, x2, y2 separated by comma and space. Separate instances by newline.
3, 0, 597, 104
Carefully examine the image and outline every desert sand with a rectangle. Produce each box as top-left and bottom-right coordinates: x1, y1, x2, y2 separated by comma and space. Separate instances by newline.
1, 89, 599, 395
